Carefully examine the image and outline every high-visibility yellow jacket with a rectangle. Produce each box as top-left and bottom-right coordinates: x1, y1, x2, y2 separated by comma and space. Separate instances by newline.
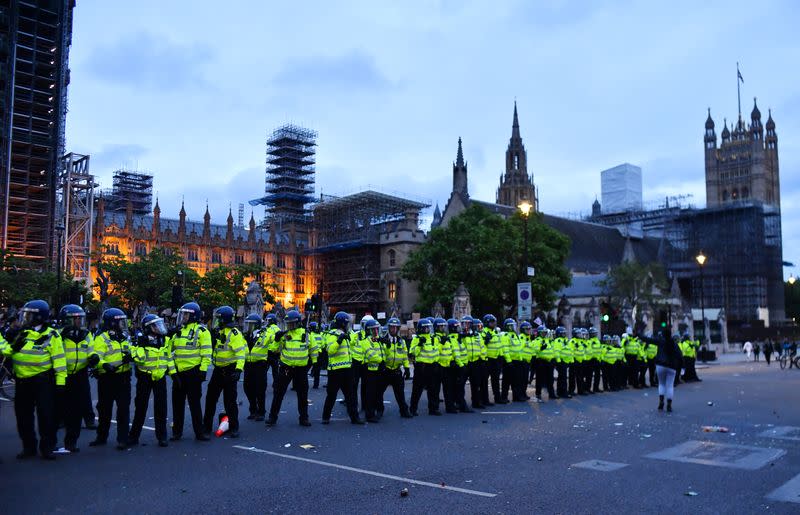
94, 331, 132, 375
1, 326, 67, 385
326, 330, 353, 370
212, 327, 246, 370
410, 334, 438, 364
132, 342, 175, 380
60, 329, 94, 375
169, 323, 212, 372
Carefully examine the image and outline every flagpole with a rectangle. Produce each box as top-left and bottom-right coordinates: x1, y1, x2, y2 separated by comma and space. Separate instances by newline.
737, 62, 741, 118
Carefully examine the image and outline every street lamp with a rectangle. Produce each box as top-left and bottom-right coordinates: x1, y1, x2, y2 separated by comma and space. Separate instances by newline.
789, 275, 796, 285
518, 200, 532, 280
695, 251, 707, 348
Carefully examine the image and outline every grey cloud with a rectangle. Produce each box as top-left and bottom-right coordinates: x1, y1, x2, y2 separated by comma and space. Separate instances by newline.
273, 50, 393, 92
88, 143, 149, 176
86, 32, 212, 90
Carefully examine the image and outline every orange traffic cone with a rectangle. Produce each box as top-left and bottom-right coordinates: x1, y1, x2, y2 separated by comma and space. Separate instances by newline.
215, 414, 229, 437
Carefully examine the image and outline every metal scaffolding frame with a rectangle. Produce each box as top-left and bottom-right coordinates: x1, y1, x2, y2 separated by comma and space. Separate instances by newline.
103, 169, 153, 214
56, 152, 94, 286
250, 124, 316, 225
313, 190, 428, 312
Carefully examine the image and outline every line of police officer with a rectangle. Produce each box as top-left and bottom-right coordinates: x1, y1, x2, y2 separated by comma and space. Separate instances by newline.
1, 298, 702, 460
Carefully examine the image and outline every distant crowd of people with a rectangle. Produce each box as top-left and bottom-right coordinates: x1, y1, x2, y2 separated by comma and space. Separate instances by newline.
744, 339, 798, 366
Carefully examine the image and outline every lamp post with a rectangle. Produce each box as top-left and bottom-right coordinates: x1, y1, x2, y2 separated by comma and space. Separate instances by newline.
695, 251, 707, 348
518, 201, 532, 280
55, 223, 65, 306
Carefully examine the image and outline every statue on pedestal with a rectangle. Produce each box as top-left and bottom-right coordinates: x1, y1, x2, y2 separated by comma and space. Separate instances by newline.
245, 281, 265, 316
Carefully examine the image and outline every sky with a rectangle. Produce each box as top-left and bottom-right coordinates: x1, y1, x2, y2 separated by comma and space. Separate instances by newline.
65, 0, 800, 276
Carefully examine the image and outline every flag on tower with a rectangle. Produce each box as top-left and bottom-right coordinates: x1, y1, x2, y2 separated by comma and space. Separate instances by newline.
738, 68, 744, 83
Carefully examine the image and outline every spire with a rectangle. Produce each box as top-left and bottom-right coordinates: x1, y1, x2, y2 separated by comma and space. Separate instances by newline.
705, 108, 714, 130
766, 108, 775, 130
179, 199, 186, 218
751, 97, 761, 121
204, 201, 210, 222
511, 101, 521, 141
456, 137, 464, 168
721, 118, 730, 141
227, 206, 234, 225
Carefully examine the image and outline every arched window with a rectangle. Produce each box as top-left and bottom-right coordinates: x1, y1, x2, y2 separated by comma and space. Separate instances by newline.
388, 281, 397, 301
388, 249, 396, 267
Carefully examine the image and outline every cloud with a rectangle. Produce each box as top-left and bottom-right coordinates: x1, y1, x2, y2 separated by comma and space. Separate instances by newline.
272, 50, 393, 92
85, 32, 212, 90
85, 143, 149, 178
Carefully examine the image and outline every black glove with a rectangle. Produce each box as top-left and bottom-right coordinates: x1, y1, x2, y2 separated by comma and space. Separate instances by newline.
122, 352, 134, 364
10, 330, 26, 352
231, 369, 241, 382
275, 331, 286, 342
87, 354, 100, 367
171, 374, 182, 390
337, 333, 346, 344
210, 329, 221, 343
89, 368, 100, 378
102, 363, 117, 374
197, 367, 207, 382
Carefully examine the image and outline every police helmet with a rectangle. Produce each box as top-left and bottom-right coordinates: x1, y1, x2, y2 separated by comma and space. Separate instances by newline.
142, 314, 168, 336
333, 312, 351, 330
588, 327, 598, 337
460, 316, 473, 331
19, 299, 50, 328
417, 318, 433, 335
447, 318, 460, 334
387, 317, 401, 335
364, 318, 380, 338
361, 315, 375, 327
59, 304, 86, 330
285, 310, 302, 330
102, 308, 128, 333
265, 313, 278, 326
433, 317, 448, 333
555, 326, 567, 337
473, 317, 484, 330
308, 321, 319, 332
482, 314, 497, 326
212, 306, 236, 329
243, 314, 262, 336
176, 302, 201, 327
602, 334, 612, 343
503, 318, 517, 332
519, 321, 532, 334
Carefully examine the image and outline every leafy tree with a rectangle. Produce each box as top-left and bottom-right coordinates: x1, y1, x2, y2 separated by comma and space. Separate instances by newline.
195, 263, 270, 311
600, 261, 668, 323
0, 249, 89, 309
402, 204, 570, 316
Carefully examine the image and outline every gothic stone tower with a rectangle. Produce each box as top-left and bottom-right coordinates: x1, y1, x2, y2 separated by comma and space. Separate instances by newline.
496, 102, 538, 210
704, 99, 780, 208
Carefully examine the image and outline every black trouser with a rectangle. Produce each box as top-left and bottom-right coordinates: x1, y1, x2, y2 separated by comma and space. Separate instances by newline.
625, 355, 640, 387
409, 363, 439, 413
269, 364, 309, 422
364, 368, 382, 419
379, 367, 410, 416
504, 360, 527, 400
96, 372, 131, 445
529, 358, 538, 384
568, 362, 579, 395
454, 365, 469, 410
555, 362, 568, 396
130, 373, 167, 443
486, 357, 503, 402
310, 350, 326, 388
765, 351, 771, 365
15, 371, 56, 455
63, 368, 90, 448
351, 360, 364, 412
647, 359, 658, 386
589, 359, 601, 391
600, 362, 612, 391
500, 361, 514, 400
322, 367, 359, 421
614, 361, 626, 389
442, 364, 459, 411
535, 360, 555, 399
467, 361, 486, 407
243, 361, 268, 416
81, 369, 95, 425
204, 365, 240, 433
266, 352, 280, 389
684, 357, 699, 380
171, 367, 204, 438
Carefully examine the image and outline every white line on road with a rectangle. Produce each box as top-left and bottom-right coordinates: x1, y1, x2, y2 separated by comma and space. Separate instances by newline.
111, 420, 155, 431
233, 445, 498, 498
0, 396, 10, 402
480, 411, 526, 415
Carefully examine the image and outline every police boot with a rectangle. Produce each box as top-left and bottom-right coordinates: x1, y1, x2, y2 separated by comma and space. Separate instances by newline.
657, 395, 664, 411
666, 399, 673, 412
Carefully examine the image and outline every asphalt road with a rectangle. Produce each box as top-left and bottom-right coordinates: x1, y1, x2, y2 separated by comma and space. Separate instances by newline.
1, 356, 799, 514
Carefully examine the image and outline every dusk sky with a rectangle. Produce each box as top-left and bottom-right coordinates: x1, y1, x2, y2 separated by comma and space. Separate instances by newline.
65, 0, 799, 276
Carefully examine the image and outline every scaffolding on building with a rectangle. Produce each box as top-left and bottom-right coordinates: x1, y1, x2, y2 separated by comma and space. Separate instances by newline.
55, 152, 94, 286
249, 124, 316, 225
104, 169, 153, 214
663, 200, 784, 324
313, 190, 428, 313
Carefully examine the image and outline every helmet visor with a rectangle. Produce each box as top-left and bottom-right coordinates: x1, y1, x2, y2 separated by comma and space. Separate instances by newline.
176, 308, 194, 327
19, 308, 40, 328
388, 324, 399, 336
243, 320, 259, 335
66, 314, 87, 330
211, 312, 222, 330
145, 317, 168, 336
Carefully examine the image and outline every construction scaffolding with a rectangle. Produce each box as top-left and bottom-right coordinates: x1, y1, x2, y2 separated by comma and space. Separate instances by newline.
663, 200, 784, 325
104, 169, 153, 214
249, 124, 316, 225
56, 152, 94, 286
313, 190, 428, 313
1, 0, 74, 264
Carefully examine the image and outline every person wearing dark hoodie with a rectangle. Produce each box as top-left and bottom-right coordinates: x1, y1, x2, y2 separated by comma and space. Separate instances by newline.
639, 331, 683, 413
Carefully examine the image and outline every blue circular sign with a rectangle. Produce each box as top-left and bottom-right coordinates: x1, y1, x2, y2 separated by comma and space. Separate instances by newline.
520, 290, 530, 300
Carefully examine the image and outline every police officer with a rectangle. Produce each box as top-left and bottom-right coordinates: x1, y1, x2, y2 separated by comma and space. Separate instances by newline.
266, 310, 318, 427
90, 308, 133, 450
308, 322, 325, 389
168, 302, 212, 442
243, 314, 268, 421
587, 327, 603, 393
534, 328, 557, 401
262, 313, 280, 389
348, 316, 370, 413
482, 314, 508, 405
378, 318, 413, 419
551, 327, 570, 398
58, 304, 97, 453
321, 312, 364, 425
129, 314, 174, 447
462, 316, 486, 410
409, 318, 440, 416
362, 319, 385, 423
1, 300, 66, 460
433, 318, 457, 414
203, 306, 246, 437
447, 318, 471, 413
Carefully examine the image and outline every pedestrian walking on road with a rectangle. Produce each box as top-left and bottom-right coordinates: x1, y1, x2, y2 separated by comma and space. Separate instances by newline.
651, 333, 683, 413
753, 343, 760, 362
764, 340, 772, 366
743, 341, 752, 361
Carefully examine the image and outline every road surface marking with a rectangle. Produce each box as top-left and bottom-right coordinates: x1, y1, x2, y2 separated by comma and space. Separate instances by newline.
766, 472, 800, 504
0, 396, 10, 402
111, 419, 155, 431
758, 426, 800, 442
480, 411, 526, 415
572, 460, 629, 472
646, 440, 785, 470
233, 445, 497, 498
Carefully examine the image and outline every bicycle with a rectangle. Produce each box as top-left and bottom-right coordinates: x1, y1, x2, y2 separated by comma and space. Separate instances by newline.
0, 356, 15, 401
778, 352, 800, 371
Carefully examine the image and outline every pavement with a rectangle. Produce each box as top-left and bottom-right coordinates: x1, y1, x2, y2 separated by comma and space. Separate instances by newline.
1, 359, 799, 514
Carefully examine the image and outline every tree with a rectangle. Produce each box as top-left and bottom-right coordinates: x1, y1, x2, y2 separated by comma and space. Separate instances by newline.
0, 249, 89, 309
402, 204, 570, 316
98, 248, 200, 312
600, 261, 669, 324
195, 264, 272, 310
